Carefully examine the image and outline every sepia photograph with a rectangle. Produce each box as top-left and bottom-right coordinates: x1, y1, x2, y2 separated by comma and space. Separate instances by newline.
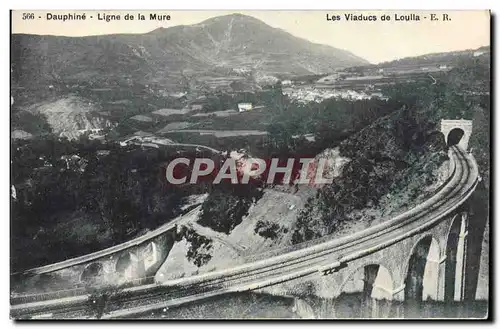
9, 9, 491, 320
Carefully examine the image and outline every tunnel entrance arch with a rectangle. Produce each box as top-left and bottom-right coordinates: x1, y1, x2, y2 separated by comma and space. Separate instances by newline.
404, 236, 440, 316
447, 128, 465, 147
440, 119, 472, 150
334, 264, 393, 318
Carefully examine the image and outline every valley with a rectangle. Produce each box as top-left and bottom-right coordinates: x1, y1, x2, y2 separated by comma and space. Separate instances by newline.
9, 12, 490, 318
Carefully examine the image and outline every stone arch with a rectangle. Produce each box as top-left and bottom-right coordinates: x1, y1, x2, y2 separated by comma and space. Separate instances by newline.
115, 252, 139, 280
403, 235, 440, 316
292, 297, 316, 319
142, 241, 159, 273
80, 262, 103, 285
440, 119, 472, 150
333, 264, 393, 318
444, 212, 469, 302
115, 252, 132, 273
443, 214, 461, 252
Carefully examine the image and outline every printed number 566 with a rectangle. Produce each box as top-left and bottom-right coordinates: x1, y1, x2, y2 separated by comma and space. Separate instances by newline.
22, 13, 35, 20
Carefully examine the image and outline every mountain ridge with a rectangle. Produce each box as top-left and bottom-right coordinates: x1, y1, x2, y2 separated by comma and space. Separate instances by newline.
11, 14, 368, 90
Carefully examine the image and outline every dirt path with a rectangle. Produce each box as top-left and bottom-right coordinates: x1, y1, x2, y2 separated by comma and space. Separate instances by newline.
186, 222, 247, 255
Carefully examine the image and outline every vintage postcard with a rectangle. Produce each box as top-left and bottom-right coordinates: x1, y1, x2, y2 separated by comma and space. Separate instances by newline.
10, 10, 490, 319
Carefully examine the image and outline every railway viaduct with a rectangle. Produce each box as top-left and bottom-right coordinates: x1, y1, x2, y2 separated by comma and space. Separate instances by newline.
264, 207, 474, 318
11, 119, 485, 319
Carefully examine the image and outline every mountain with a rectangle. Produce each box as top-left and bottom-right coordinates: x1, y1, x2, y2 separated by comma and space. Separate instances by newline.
11, 14, 367, 91
353, 46, 490, 70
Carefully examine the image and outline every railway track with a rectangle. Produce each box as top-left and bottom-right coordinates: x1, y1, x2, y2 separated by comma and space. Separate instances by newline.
11, 146, 479, 319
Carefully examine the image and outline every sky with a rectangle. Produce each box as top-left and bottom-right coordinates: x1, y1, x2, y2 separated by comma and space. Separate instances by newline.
11, 10, 490, 63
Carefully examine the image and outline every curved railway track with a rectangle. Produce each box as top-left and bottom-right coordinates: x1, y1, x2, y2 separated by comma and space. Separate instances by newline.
11, 146, 479, 319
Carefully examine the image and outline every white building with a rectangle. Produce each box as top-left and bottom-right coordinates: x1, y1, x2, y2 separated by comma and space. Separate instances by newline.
238, 103, 253, 112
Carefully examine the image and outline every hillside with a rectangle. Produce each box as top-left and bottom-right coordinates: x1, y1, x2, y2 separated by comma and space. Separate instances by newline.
18, 96, 113, 139
155, 55, 490, 275
350, 46, 490, 71
11, 14, 367, 91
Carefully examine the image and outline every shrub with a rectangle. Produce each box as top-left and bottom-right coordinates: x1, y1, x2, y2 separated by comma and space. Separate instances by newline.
254, 220, 282, 240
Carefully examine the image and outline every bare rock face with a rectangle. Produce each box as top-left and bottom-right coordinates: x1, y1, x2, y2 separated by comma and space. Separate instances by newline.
11, 129, 33, 140
304, 147, 351, 187
22, 95, 114, 139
